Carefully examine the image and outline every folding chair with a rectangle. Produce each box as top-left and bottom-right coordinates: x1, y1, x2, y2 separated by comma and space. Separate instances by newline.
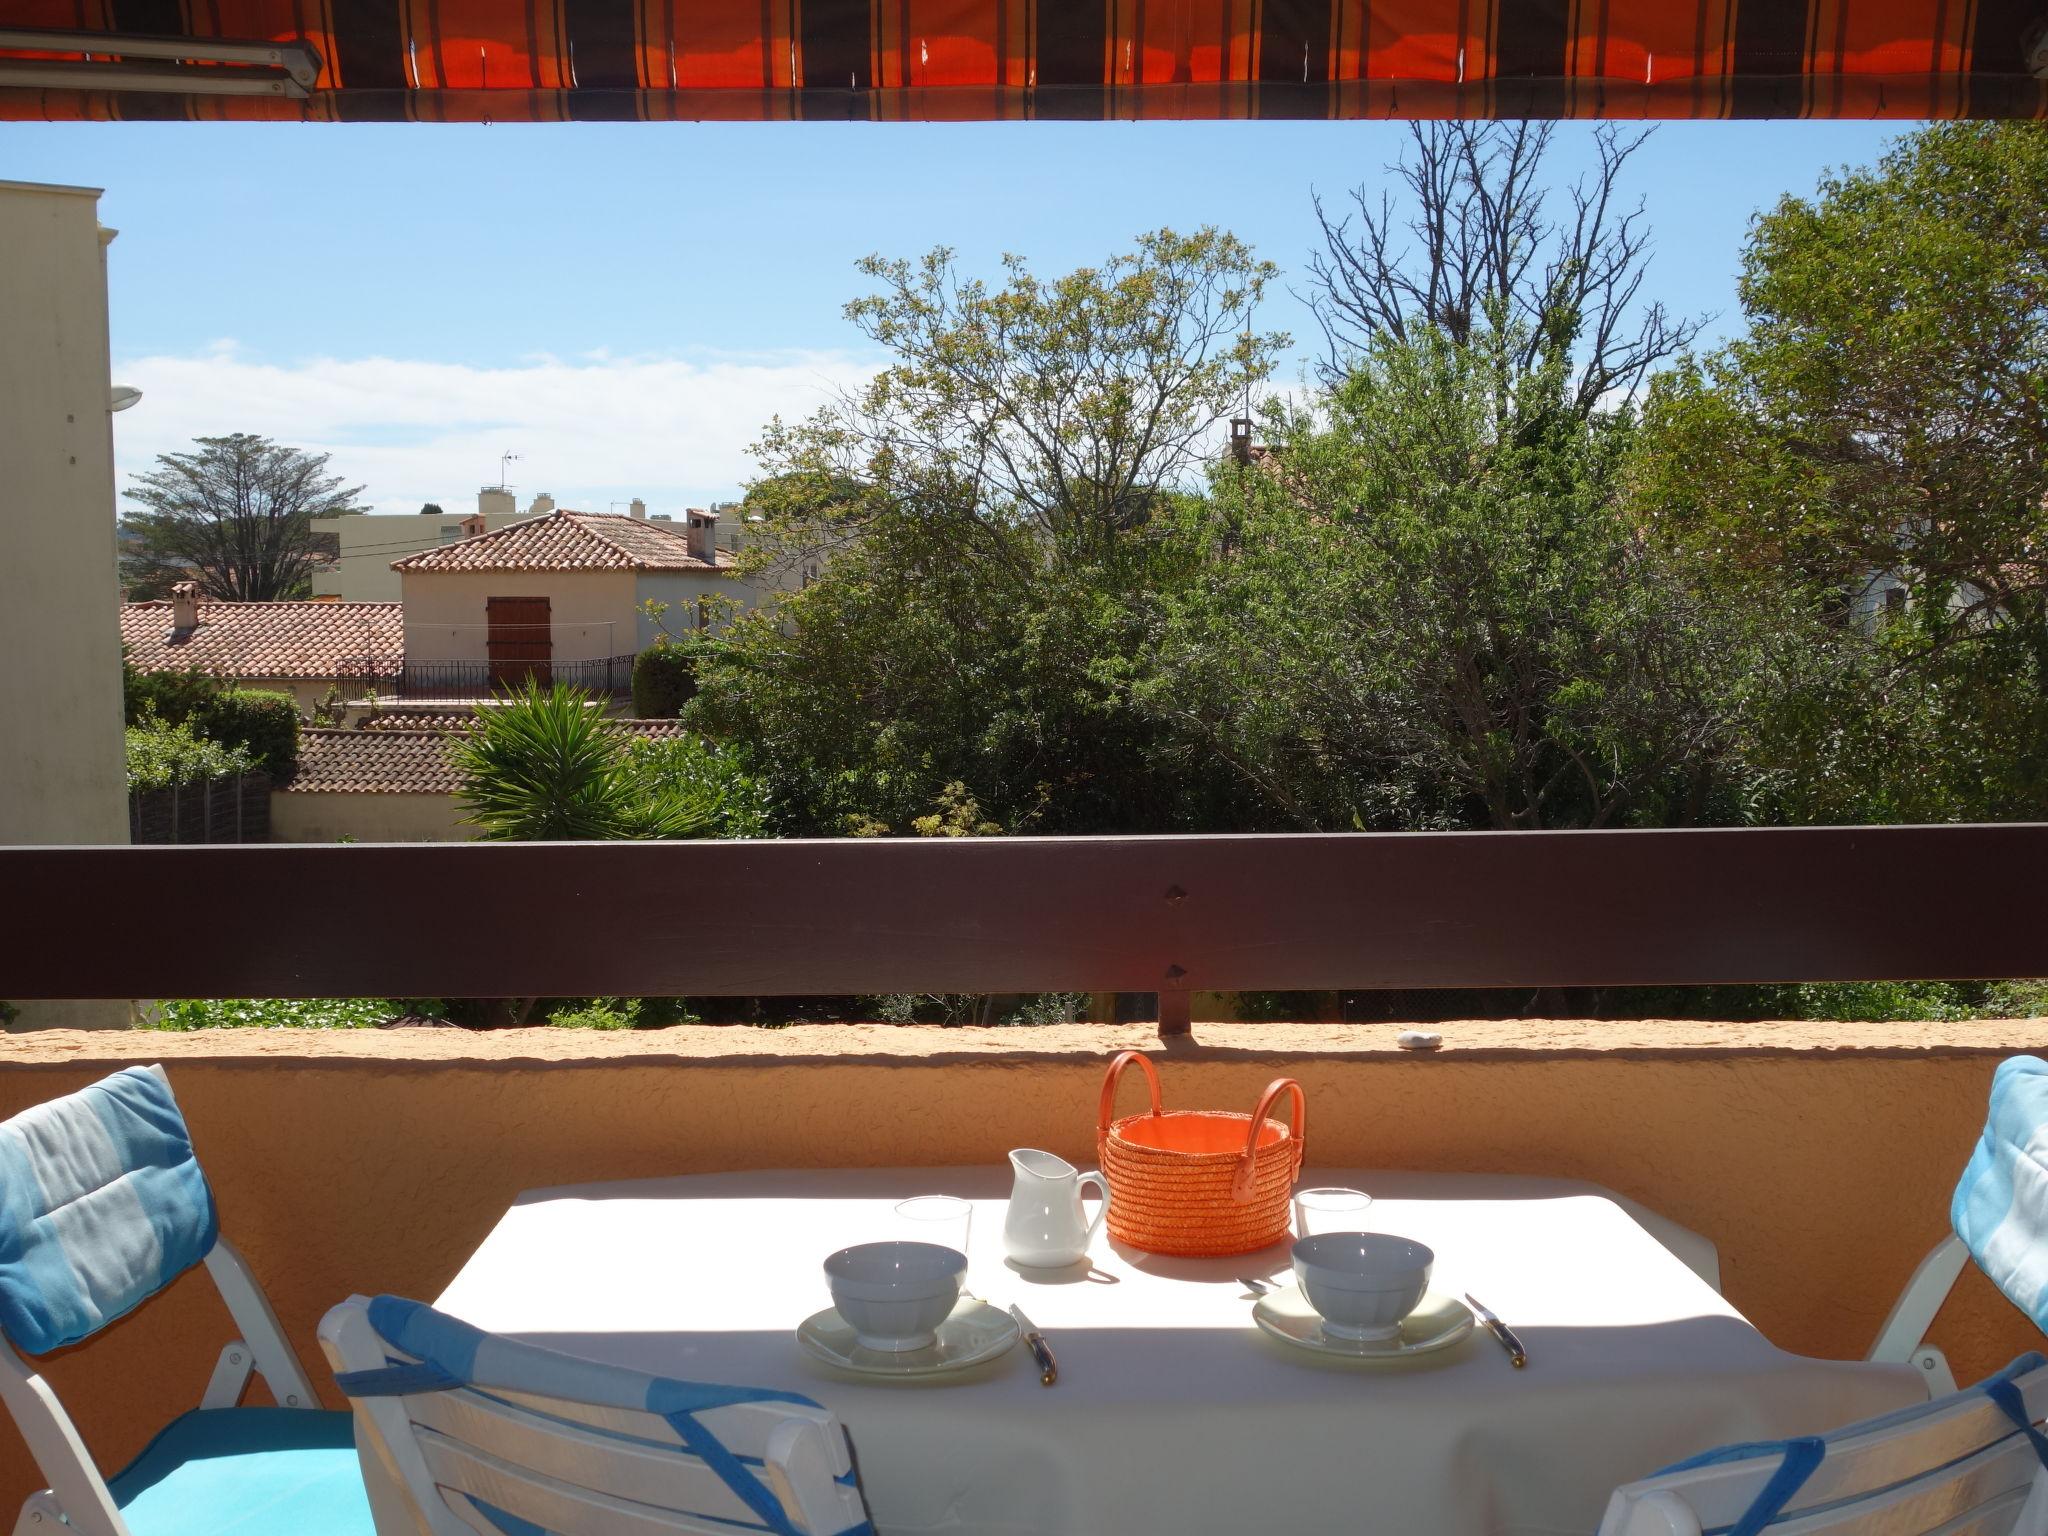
0, 1065, 369, 1536
1597, 1353, 2048, 1535
321, 1293, 875, 1536
1873, 1055, 2048, 1396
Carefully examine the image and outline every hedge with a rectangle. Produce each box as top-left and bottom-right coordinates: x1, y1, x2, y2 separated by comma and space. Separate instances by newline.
632, 645, 698, 718
196, 688, 299, 778
124, 662, 299, 779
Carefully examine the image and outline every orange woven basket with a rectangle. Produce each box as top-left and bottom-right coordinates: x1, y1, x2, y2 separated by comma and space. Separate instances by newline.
1096, 1050, 1306, 1257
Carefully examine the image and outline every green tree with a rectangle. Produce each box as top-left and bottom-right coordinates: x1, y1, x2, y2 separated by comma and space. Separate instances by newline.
122, 433, 365, 600
751, 227, 1283, 576
452, 680, 717, 841
1634, 122, 2048, 819
692, 231, 1288, 835
420, 502, 446, 518
1142, 329, 1832, 831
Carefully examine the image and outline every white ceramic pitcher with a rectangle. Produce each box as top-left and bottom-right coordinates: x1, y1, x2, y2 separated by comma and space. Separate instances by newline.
1003, 1148, 1111, 1268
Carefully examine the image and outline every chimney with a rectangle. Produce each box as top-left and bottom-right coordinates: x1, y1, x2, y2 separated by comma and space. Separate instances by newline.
529, 491, 555, 516
630, 497, 647, 521
169, 581, 200, 631
477, 486, 516, 521
685, 508, 719, 563
461, 513, 486, 538
1229, 417, 1253, 466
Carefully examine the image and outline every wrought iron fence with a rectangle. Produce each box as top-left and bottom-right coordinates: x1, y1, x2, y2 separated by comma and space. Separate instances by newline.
390, 654, 638, 701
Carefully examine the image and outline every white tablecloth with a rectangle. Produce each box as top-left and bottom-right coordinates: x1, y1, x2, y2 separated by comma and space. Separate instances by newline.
431, 1168, 1923, 1536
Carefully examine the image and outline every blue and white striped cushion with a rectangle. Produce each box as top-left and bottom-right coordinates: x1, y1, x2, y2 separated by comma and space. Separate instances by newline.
1953, 1055, 2048, 1332
0, 1067, 218, 1355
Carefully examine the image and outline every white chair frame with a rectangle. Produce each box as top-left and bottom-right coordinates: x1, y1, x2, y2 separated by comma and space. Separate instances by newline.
319, 1295, 872, 1536
0, 1066, 320, 1536
1869, 1232, 1974, 1397
1598, 1358, 2048, 1535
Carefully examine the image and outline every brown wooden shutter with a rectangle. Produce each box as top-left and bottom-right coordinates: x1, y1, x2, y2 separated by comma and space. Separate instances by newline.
486, 596, 552, 689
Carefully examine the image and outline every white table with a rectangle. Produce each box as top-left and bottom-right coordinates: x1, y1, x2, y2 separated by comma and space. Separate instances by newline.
432, 1168, 1924, 1536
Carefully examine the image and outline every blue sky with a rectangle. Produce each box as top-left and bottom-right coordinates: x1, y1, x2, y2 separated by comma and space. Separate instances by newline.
5, 119, 1902, 514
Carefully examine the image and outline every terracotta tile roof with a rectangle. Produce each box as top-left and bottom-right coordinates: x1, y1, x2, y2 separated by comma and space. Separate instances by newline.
357, 710, 485, 733
287, 719, 692, 794
120, 601, 402, 682
287, 729, 456, 794
356, 708, 693, 736
390, 510, 729, 574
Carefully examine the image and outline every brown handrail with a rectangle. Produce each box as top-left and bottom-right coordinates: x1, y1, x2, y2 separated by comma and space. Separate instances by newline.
4, 827, 2046, 1016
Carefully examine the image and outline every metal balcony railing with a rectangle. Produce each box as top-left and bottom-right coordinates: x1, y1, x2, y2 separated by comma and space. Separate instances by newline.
389, 654, 638, 701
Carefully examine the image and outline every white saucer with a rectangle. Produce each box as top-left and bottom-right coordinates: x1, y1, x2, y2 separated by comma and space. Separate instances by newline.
797, 1296, 1021, 1377
1253, 1286, 1474, 1359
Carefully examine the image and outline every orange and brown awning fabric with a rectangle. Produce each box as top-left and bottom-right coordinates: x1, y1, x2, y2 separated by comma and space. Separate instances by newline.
3, 0, 2043, 121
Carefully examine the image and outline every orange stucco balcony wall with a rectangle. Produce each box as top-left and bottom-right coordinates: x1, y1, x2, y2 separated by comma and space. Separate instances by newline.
0, 1018, 2040, 1508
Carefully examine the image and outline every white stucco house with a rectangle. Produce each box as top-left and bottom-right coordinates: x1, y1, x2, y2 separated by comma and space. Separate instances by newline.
389, 504, 757, 695
309, 487, 541, 602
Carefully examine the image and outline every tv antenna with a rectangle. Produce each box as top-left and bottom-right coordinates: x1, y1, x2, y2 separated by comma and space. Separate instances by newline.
496, 451, 521, 490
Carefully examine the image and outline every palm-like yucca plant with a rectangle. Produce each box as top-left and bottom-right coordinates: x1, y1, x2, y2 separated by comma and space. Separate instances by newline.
453, 678, 715, 840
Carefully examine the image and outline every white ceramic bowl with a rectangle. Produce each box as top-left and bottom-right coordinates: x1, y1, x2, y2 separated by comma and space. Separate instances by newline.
1290, 1233, 1433, 1340
824, 1241, 967, 1352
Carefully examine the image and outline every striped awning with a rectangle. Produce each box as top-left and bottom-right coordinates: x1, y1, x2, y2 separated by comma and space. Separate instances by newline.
2, 1, 2043, 122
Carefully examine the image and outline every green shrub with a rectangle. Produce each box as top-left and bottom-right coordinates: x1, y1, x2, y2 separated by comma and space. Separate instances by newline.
632, 644, 699, 718
125, 721, 256, 792
124, 661, 300, 779
545, 998, 639, 1029
625, 735, 771, 837
1984, 981, 2048, 1017
140, 997, 430, 1030
863, 992, 1087, 1025
455, 679, 716, 840
196, 689, 299, 778
539, 997, 702, 1029
124, 663, 222, 726
1783, 981, 1988, 1024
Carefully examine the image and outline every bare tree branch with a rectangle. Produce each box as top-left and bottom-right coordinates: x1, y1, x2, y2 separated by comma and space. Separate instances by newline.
1304, 123, 1707, 410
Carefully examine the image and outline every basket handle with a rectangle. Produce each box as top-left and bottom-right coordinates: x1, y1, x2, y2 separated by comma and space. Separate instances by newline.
1097, 1050, 1164, 1139
1231, 1078, 1306, 1203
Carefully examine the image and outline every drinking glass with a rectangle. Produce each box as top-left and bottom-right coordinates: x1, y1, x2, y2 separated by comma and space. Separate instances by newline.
894, 1195, 974, 1265
1293, 1186, 1374, 1237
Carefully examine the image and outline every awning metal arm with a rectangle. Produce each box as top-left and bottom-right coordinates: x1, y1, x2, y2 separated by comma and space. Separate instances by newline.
0, 28, 321, 97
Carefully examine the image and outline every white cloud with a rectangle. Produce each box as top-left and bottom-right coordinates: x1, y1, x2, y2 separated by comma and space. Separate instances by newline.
107, 345, 882, 516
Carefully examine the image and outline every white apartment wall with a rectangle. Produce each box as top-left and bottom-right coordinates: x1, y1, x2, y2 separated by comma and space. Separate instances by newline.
312, 511, 534, 602
399, 569, 640, 662
634, 570, 761, 645
0, 182, 131, 1028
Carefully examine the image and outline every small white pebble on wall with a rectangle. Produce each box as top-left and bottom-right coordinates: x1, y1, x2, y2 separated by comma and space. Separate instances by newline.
1396, 1030, 1444, 1051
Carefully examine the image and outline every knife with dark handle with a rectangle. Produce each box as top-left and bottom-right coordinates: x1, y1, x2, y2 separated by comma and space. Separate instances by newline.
1008, 1304, 1057, 1386
1463, 1292, 1527, 1368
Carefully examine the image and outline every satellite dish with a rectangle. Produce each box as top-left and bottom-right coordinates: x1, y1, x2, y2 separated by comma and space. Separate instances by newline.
109, 385, 143, 413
